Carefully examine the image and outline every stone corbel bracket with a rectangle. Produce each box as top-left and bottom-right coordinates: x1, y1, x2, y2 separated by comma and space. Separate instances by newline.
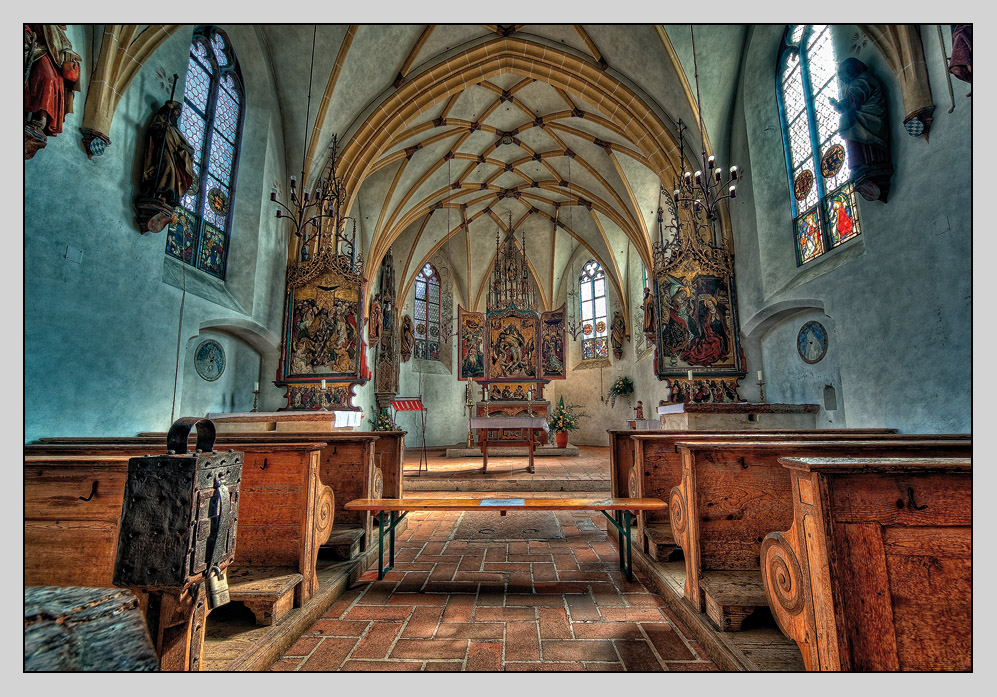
79, 25, 183, 158
859, 25, 935, 140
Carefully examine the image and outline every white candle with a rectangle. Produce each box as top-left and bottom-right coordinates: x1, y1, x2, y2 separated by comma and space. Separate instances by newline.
687, 370, 693, 381
757, 370, 763, 381
254, 381, 259, 391
321, 379, 326, 389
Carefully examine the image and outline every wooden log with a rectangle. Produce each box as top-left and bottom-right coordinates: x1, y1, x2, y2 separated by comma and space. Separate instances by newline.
762, 456, 971, 671
670, 439, 971, 632
25, 586, 159, 671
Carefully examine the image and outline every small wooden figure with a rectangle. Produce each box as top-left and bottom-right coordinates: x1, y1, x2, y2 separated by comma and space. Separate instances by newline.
635, 401, 645, 419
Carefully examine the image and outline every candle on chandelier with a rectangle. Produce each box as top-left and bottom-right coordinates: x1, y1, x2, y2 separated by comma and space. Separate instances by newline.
729, 185, 737, 199
683, 171, 693, 186
672, 188, 681, 203
694, 170, 703, 185
729, 165, 739, 180
270, 191, 277, 201
707, 155, 716, 170
714, 168, 722, 183
290, 175, 296, 189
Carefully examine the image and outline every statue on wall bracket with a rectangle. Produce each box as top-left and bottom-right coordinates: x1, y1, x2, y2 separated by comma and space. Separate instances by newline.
134, 74, 197, 234
374, 249, 400, 411
276, 240, 368, 411
24, 24, 81, 160
829, 58, 894, 203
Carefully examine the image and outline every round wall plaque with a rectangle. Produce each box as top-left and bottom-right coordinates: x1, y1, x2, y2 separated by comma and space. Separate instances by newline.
797, 321, 828, 364
194, 339, 226, 381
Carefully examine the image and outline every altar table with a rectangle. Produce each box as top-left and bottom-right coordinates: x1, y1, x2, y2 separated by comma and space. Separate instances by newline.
469, 416, 549, 473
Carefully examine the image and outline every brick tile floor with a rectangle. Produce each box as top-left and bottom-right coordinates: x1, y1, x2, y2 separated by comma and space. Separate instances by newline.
274, 499, 716, 672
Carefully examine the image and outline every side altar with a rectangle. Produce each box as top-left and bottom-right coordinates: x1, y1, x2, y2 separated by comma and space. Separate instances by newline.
205, 410, 363, 432
655, 402, 819, 430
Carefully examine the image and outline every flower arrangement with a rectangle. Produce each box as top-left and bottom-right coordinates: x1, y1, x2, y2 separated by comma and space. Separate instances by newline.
548, 396, 583, 433
608, 375, 635, 407
369, 409, 395, 431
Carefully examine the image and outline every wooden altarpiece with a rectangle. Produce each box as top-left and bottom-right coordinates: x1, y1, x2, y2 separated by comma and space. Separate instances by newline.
276, 246, 368, 410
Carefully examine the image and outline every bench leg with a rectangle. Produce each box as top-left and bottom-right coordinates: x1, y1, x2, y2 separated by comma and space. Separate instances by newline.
602, 511, 635, 583
389, 511, 397, 569
378, 512, 385, 580
624, 511, 633, 582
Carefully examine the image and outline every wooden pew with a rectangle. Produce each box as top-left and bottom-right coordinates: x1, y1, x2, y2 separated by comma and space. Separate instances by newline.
669, 437, 971, 633
607, 429, 898, 560
25, 440, 333, 626
762, 456, 971, 671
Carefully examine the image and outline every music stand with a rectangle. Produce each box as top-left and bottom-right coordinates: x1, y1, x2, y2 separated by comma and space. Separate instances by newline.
391, 397, 428, 475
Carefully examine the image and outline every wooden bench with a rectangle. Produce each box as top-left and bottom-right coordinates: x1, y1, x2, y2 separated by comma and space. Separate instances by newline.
345, 497, 668, 581
762, 456, 971, 671
608, 429, 898, 560
25, 440, 333, 626
669, 438, 971, 633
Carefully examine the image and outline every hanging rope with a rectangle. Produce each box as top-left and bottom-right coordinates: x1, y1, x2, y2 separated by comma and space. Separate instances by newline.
170, 261, 187, 425
936, 24, 956, 113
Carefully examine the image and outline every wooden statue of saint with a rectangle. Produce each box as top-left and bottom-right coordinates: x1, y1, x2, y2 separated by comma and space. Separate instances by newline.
829, 58, 893, 203
642, 286, 657, 345
400, 315, 414, 362
24, 24, 81, 159
611, 310, 626, 360
368, 294, 383, 345
141, 100, 196, 208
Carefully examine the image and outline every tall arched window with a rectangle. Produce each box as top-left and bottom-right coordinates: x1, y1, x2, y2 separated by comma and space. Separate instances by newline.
777, 24, 861, 266
167, 26, 244, 280
580, 260, 608, 360
414, 263, 442, 360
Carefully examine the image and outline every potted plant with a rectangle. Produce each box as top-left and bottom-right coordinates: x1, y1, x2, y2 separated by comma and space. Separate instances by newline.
548, 396, 581, 448
608, 376, 634, 407
368, 409, 395, 431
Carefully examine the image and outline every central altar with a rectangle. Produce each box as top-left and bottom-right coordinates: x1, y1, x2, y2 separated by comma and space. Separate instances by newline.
457, 217, 566, 451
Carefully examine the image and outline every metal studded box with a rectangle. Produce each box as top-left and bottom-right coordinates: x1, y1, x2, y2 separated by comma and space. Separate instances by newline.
113, 418, 242, 590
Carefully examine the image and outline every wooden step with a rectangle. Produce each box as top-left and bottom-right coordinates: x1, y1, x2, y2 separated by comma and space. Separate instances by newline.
322, 524, 364, 561
226, 566, 302, 626
700, 570, 771, 632
644, 523, 682, 562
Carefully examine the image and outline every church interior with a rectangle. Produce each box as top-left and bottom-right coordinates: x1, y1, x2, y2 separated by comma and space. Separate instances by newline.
22, 22, 974, 674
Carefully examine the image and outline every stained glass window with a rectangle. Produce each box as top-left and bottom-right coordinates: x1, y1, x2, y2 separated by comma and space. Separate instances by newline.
167, 26, 244, 280
580, 260, 608, 359
777, 25, 861, 266
414, 263, 442, 362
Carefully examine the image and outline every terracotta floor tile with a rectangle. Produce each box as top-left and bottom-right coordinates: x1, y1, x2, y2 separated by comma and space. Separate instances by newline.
538, 607, 573, 639
641, 623, 696, 661
503, 622, 541, 661
598, 607, 668, 623
614, 639, 664, 671
466, 641, 503, 671
504, 661, 585, 671
300, 637, 359, 671
390, 639, 469, 660
341, 660, 423, 671
424, 661, 464, 671
571, 622, 643, 640
541, 639, 618, 662
386, 592, 448, 606
270, 658, 302, 671
441, 594, 476, 623
475, 606, 535, 622
666, 661, 719, 671
284, 636, 320, 656
504, 594, 566, 608
350, 621, 404, 660
564, 594, 601, 621
584, 662, 625, 671
343, 605, 414, 621
435, 622, 506, 640
306, 619, 371, 637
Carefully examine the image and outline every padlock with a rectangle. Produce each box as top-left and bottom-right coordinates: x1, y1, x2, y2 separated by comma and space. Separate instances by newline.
206, 565, 230, 609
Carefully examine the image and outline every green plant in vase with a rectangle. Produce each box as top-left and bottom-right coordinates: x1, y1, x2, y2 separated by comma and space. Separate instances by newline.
548, 396, 583, 448
608, 376, 634, 407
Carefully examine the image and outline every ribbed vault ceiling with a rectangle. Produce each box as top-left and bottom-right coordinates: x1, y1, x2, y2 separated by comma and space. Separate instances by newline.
261, 24, 746, 319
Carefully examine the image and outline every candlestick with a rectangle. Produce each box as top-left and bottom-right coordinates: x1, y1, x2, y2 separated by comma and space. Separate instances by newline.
687, 370, 693, 381
251, 389, 259, 413
254, 381, 259, 392
758, 380, 766, 403
321, 379, 326, 389
757, 370, 763, 381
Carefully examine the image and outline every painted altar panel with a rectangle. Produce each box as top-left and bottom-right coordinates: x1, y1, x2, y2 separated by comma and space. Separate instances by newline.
486, 308, 539, 381
540, 304, 567, 379
457, 305, 485, 380
654, 271, 743, 376
284, 267, 362, 378
486, 382, 545, 401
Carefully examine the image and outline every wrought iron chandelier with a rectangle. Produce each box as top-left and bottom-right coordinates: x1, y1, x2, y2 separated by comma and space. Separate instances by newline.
271, 26, 360, 273
667, 27, 743, 225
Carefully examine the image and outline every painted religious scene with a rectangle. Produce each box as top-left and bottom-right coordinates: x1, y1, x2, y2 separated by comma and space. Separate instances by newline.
458, 306, 485, 380
655, 272, 742, 374
540, 305, 566, 379
487, 309, 539, 380
282, 268, 362, 379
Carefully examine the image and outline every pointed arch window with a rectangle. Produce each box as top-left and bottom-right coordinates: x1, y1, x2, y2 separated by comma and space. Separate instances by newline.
414, 263, 442, 361
167, 26, 244, 280
580, 260, 608, 360
777, 24, 861, 266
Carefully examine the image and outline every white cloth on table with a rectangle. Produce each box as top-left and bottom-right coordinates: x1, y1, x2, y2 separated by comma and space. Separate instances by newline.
470, 416, 549, 433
